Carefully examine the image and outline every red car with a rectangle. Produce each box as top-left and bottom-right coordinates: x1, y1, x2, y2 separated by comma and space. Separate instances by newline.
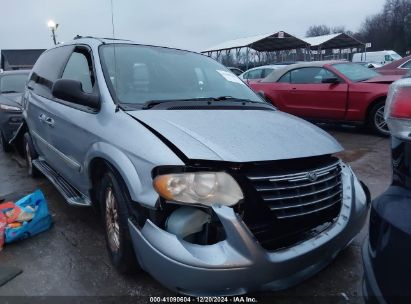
376, 55, 411, 76
249, 61, 401, 135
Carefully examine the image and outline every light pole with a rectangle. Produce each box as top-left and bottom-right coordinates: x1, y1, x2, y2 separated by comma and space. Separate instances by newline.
47, 20, 58, 45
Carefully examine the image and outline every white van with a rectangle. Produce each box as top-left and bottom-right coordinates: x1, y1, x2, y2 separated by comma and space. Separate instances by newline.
352, 50, 402, 65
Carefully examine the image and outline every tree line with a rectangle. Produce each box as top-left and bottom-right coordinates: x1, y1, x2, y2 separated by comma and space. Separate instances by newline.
306, 0, 411, 55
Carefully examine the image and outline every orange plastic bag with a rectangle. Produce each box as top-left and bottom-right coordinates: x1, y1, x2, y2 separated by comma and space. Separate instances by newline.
0, 212, 6, 250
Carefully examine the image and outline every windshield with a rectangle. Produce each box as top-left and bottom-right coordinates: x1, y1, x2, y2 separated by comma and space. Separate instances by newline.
390, 53, 402, 61
100, 44, 262, 105
0, 73, 29, 93
333, 63, 380, 82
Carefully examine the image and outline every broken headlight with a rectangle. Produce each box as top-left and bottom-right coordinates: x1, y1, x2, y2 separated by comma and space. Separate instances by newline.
153, 172, 243, 207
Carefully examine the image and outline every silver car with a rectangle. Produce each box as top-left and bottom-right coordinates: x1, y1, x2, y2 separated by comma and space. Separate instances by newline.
20, 37, 369, 295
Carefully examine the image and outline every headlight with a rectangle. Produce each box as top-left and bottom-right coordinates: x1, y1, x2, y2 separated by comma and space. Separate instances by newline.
153, 172, 243, 206
0, 104, 21, 112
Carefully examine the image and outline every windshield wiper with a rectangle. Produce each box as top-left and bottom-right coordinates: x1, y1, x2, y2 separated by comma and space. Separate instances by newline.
211, 96, 261, 103
140, 97, 262, 109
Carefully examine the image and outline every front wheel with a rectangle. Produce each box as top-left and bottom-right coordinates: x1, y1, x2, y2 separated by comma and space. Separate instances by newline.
98, 170, 139, 274
368, 101, 390, 136
23, 133, 41, 177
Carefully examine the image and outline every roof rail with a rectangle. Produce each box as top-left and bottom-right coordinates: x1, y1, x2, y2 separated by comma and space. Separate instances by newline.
73, 35, 131, 42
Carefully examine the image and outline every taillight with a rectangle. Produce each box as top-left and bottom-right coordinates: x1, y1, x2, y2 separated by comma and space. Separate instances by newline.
385, 78, 411, 140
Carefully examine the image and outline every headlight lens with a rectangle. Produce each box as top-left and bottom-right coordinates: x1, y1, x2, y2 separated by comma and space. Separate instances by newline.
0, 104, 21, 112
153, 172, 243, 206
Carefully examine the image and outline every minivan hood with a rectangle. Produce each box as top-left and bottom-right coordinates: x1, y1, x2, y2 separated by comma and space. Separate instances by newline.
129, 110, 343, 162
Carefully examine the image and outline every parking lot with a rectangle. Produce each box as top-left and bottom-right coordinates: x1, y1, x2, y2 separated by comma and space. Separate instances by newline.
0, 125, 390, 302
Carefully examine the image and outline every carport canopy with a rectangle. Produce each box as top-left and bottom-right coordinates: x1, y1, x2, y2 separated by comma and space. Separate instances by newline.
303, 33, 364, 50
202, 31, 309, 53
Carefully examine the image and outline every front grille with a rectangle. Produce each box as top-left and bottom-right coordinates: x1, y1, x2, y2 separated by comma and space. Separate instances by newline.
247, 161, 342, 219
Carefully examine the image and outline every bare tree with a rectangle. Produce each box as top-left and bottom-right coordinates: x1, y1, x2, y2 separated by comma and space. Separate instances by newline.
357, 0, 411, 54
306, 25, 331, 37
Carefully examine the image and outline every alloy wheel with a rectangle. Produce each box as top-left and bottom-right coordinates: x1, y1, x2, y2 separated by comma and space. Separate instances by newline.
374, 105, 389, 135
105, 187, 120, 252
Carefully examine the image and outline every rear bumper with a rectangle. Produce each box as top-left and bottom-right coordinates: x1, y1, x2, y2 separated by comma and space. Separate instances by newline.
129, 166, 369, 296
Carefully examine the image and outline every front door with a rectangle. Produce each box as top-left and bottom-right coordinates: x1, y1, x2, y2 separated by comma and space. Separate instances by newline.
281, 67, 348, 120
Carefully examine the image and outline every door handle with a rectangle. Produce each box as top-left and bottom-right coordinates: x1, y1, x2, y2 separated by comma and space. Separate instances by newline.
39, 114, 54, 127
39, 114, 47, 122
44, 117, 55, 127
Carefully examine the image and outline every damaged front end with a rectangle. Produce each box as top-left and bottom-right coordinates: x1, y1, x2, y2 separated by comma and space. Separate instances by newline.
128, 155, 370, 296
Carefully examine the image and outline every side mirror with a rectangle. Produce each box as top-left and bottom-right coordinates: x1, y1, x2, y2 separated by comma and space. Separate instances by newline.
52, 79, 100, 109
322, 77, 340, 84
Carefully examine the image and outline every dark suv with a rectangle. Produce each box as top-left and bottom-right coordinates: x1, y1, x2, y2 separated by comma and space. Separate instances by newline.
363, 75, 411, 303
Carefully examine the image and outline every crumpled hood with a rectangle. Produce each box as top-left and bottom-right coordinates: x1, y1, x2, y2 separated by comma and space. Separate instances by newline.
363, 75, 401, 84
129, 110, 343, 162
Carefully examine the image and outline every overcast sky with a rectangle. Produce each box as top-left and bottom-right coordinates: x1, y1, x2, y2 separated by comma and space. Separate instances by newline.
0, 0, 386, 51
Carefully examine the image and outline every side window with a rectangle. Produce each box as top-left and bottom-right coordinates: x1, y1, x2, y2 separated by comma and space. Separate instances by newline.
401, 60, 411, 69
317, 68, 340, 82
246, 69, 263, 79
290, 68, 324, 84
30, 46, 74, 98
62, 50, 94, 93
278, 72, 291, 83
262, 68, 274, 78
385, 55, 393, 62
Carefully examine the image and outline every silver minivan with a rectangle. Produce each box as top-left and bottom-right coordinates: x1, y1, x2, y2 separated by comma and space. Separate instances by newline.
20, 37, 369, 295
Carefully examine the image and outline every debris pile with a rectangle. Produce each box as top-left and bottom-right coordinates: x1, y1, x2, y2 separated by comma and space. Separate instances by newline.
0, 190, 52, 250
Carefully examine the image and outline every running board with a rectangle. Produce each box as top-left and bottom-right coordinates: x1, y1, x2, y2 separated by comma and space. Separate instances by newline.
32, 159, 91, 207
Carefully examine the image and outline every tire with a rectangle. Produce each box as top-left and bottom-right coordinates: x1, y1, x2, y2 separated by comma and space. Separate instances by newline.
368, 100, 390, 137
23, 133, 41, 178
98, 169, 139, 274
0, 130, 13, 153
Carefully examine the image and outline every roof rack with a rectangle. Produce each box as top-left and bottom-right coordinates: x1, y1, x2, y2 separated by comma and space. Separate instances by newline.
73, 35, 131, 42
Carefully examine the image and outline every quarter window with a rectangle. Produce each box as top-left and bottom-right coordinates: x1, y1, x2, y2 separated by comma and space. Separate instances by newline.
245, 69, 263, 80
290, 68, 339, 84
62, 51, 94, 93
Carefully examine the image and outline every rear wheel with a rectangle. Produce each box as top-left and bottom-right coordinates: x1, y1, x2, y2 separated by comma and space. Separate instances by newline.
23, 133, 40, 178
368, 101, 390, 136
98, 170, 139, 274
0, 130, 13, 153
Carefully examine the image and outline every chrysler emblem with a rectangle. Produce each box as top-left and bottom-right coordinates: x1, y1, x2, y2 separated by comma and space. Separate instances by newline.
306, 171, 318, 182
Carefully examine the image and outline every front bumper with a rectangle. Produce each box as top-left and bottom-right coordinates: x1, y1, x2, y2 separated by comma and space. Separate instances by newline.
129, 166, 369, 296
0, 111, 23, 142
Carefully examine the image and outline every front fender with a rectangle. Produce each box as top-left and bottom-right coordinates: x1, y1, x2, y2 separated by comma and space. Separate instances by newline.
84, 142, 158, 209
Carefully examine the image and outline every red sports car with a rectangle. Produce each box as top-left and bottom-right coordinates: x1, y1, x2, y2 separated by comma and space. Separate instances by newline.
249, 61, 401, 135
376, 55, 411, 76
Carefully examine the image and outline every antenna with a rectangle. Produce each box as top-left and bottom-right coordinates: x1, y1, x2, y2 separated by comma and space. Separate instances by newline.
110, 0, 116, 38
109, 0, 119, 111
